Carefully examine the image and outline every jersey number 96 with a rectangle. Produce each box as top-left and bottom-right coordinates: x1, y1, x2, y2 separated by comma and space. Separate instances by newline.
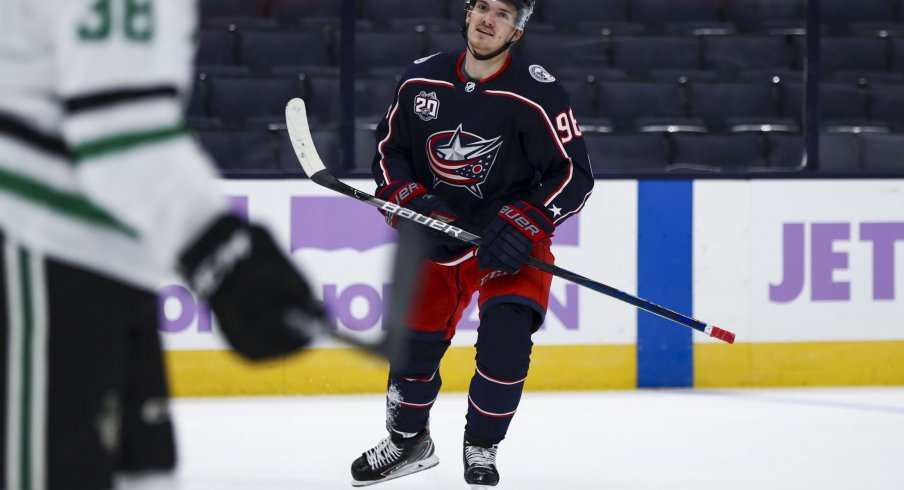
555, 109, 582, 145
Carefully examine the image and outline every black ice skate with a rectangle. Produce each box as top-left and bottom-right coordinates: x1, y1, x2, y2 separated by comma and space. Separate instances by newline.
463, 433, 500, 488
350, 428, 439, 486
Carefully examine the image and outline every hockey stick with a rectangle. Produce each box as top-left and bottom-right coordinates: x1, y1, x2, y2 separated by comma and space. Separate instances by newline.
293, 221, 421, 361
285, 98, 736, 344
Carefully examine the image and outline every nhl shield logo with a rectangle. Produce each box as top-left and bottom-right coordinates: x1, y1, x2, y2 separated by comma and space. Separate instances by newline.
414, 91, 440, 121
426, 124, 503, 198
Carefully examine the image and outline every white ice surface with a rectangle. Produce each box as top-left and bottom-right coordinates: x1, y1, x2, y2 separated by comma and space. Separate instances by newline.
154, 388, 904, 490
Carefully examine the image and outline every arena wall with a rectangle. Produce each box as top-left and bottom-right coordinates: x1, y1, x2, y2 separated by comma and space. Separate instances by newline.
161, 179, 904, 396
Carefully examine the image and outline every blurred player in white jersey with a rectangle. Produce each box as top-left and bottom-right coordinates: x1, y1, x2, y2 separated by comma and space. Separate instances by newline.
0, 1, 324, 488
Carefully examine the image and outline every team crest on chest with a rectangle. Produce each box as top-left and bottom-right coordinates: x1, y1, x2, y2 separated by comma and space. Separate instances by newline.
414, 91, 440, 121
426, 124, 503, 199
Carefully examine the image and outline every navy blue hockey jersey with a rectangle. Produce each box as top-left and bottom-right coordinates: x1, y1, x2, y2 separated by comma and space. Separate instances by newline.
371, 50, 594, 238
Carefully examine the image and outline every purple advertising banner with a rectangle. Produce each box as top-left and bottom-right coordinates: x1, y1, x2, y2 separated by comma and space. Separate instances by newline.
770, 221, 904, 302
160, 193, 584, 337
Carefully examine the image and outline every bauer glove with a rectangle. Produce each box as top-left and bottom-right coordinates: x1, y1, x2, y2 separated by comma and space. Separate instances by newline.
376, 181, 470, 261
376, 180, 458, 227
178, 215, 324, 360
477, 200, 554, 274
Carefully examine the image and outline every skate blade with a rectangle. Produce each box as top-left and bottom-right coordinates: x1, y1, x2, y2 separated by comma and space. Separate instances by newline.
350, 454, 440, 487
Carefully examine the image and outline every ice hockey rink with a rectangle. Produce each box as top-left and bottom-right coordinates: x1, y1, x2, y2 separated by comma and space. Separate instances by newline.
159, 388, 904, 489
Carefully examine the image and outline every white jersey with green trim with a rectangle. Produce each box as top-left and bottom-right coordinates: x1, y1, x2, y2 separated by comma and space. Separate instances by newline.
0, 0, 226, 288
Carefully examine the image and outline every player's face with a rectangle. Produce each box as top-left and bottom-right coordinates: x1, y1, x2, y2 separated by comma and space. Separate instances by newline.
466, 0, 523, 54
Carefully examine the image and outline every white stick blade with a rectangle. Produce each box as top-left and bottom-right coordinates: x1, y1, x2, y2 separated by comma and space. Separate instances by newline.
285, 98, 327, 177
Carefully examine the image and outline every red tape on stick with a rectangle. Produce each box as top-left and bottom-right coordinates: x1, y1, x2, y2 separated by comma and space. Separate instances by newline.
709, 326, 736, 344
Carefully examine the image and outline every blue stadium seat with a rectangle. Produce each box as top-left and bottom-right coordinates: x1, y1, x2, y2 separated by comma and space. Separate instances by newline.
630, 0, 722, 32
819, 132, 862, 171
764, 133, 805, 169
519, 34, 609, 75
197, 129, 281, 173
559, 79, 600, 119
584, 132, 669, 172
199, 0, 267, 21
723, 0, 806, 33
822, 0, 901, 35
305, 76, 343, 126
647, 69, 719, 83
240, 31, 332, 72
782, 81, 869, 126
611, 36, 701, 78
819, 37, 890, 78
598, 81, 687, 130
540, 0, 628, 28
361, 0, 447, 26
859, 132, 904, 170
768, 132, 848, 172
355, 78, 399, 123
670, 133, 767, 170
355, 127, 380, 173
388, 18, 461, 32
355, 31, 424, 75
444, 0, 464, 18
869, 83, 904, 129
208, 77, 305, 127
703, 35, 795, 77
427, 31, 467, 54
269, 0, 340, 26
557, 67, 628, 81
202, 17, 277, 31
690, 82, 781, 130
195, 29, 239, 67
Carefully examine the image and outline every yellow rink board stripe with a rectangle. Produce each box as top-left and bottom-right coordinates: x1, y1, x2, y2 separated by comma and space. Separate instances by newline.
695, 340, 904, 387
166, 344, 636, 397
166, 341, 904, 397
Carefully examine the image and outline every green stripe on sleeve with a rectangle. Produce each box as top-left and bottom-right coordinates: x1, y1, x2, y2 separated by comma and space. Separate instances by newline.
0, 166, 136, 237
73, 124, 189, 161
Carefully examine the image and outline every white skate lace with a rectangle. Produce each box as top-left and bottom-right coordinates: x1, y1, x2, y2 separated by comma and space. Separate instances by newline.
365, 437, 403, 469
465, 444, 497, 468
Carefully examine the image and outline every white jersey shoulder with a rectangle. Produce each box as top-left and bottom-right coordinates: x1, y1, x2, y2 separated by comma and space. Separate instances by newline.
0, 0, 227, 287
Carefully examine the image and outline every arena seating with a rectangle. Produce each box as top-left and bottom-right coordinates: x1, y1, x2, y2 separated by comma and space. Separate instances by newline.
188, 0, 904, 174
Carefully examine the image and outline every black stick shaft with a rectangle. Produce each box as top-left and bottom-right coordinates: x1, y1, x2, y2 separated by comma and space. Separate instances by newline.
307, 169, 736, 344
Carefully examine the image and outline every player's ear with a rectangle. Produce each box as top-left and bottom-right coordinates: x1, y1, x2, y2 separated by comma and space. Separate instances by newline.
512, 30, 524, 43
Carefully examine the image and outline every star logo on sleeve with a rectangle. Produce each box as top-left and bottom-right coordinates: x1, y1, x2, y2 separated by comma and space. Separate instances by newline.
548, 204, 562, 217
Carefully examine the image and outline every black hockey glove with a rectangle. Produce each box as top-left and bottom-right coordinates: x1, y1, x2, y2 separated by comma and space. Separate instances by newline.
178, 215, 324, 360
477, 200, 554, 274
376, 180, 469, 261
376, 180, 458, 227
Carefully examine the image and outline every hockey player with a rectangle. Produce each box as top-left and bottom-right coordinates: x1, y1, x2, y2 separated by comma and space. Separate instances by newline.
0, 1, 324, 488
351, 0, 594, 487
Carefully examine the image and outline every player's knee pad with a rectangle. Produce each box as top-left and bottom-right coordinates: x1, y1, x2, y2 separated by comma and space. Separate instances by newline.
389, 332, 450, 377
475, 303, 535, 381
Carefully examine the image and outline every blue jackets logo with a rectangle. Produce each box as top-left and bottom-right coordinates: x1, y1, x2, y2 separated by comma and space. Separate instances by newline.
414, 91, 440, 121
426, 124, 503, 198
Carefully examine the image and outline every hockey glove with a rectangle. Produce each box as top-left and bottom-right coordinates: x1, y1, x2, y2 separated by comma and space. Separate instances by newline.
376, 180, 458, 227
178, 215, 324, 360
477, 201, 554, 274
